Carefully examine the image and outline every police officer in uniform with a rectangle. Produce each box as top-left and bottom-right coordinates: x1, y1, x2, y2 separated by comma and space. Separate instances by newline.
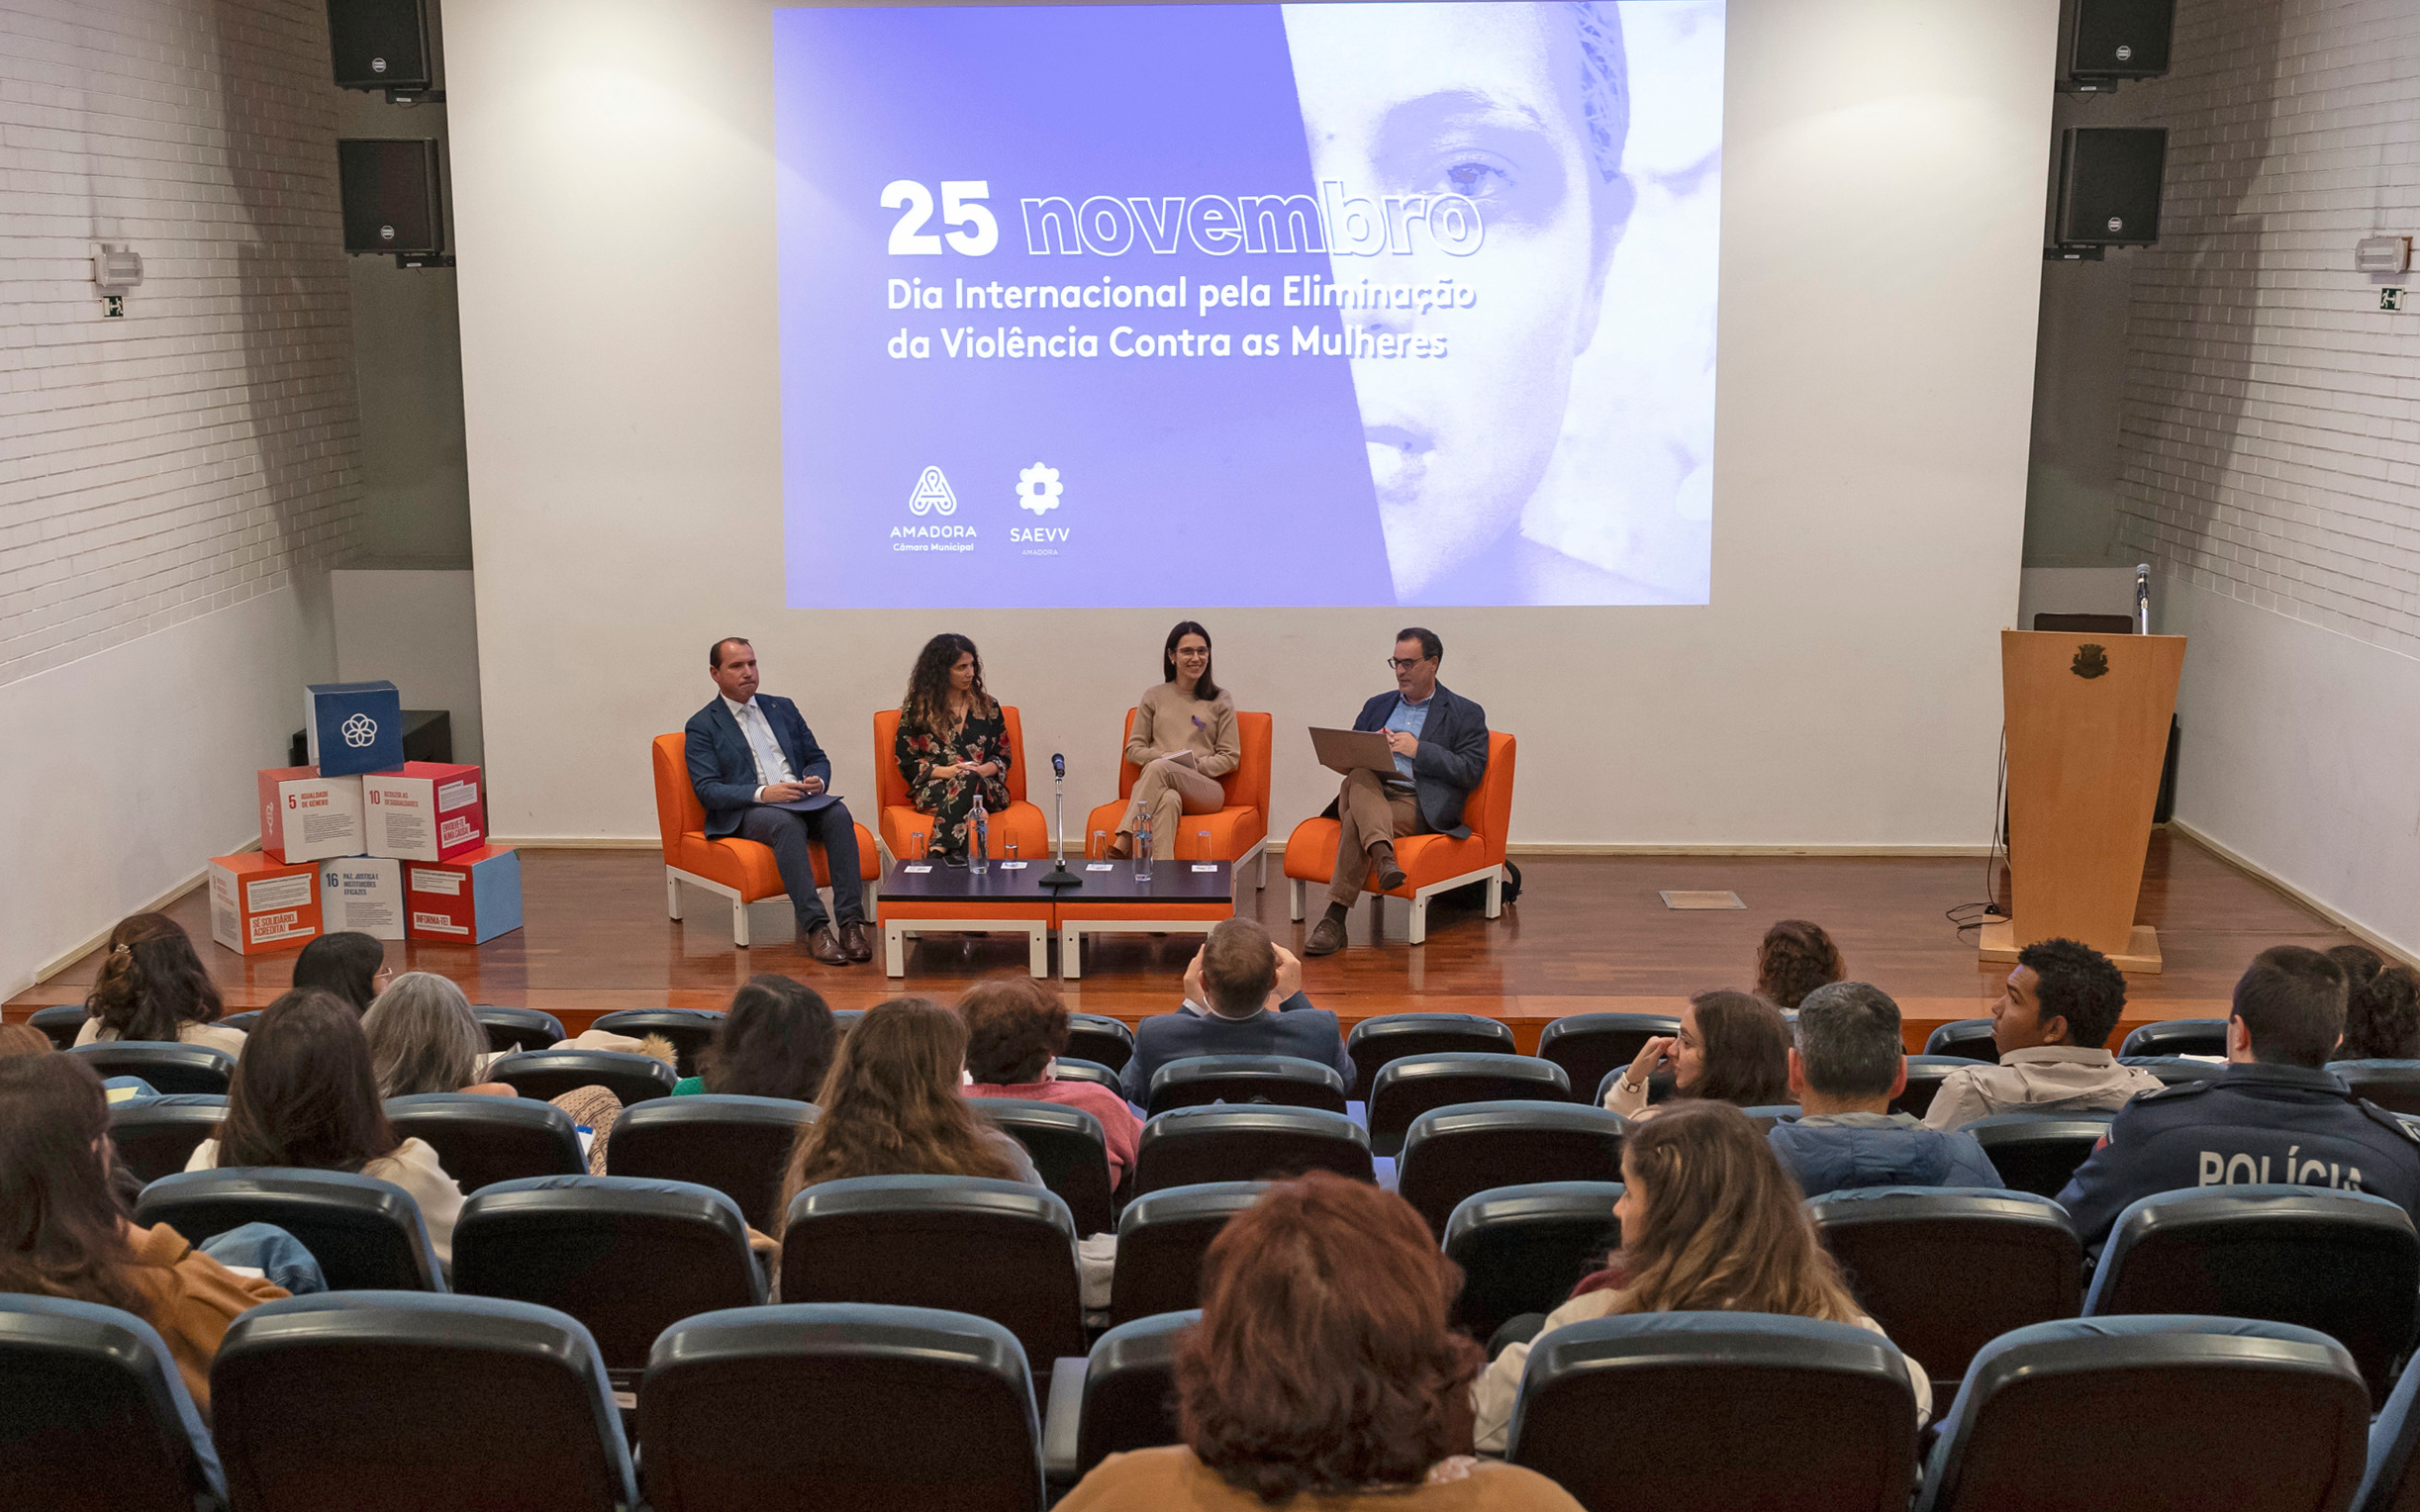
2057, 946, 2420, 1251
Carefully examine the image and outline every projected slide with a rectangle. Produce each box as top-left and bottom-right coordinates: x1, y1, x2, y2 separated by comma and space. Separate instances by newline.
773, 2, 1723, 608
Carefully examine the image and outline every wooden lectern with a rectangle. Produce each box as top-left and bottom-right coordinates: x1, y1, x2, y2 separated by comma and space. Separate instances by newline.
1982, 630, 2185, 974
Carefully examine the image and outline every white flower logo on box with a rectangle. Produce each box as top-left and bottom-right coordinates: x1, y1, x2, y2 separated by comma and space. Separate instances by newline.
341, 712, 378, 748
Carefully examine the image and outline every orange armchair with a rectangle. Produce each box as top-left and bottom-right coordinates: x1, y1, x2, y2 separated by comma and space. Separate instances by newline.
871, 707, 1052, 864
652, 732, 879, 948
1282, 729, 1516, 946
1081, 709, 1272, 887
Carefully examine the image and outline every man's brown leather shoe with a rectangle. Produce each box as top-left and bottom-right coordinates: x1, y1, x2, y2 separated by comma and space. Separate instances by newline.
806, 925, 847, 966
1304, 915, 1348, 957
1370, 841, 1408, 893
839, 921, 874, 963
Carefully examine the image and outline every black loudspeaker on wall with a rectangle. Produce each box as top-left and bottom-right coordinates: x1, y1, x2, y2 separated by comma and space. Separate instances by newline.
2055, 127, 2167, 248
2069, 0, 2177, 81
339, 139, 443, 255
329, 0, 432, 91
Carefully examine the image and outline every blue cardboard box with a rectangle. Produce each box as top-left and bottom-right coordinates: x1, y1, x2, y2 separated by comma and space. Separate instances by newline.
306, 681, 405, 777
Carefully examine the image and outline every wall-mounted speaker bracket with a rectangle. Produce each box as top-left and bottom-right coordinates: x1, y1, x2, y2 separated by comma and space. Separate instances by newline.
385, 88, 444, 107
395, 252, 455, 270
2056, 78, 2126, 95
2045, 245, 2107, 262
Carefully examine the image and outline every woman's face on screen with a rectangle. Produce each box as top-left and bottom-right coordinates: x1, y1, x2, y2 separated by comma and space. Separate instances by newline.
1285, 2, 1617, 602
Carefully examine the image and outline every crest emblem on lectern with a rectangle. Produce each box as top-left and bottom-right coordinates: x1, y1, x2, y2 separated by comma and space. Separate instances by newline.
2071, 644, 2110, 680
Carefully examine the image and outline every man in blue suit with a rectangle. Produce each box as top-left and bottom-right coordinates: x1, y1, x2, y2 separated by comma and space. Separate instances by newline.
1120, 917, 1357, 1105
685, 638, 869, 965
1304, 626, 1491, 957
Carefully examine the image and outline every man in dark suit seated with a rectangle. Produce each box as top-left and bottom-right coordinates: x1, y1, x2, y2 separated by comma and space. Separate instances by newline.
685, 637, 870, 966
1120, 917, 1356, 1105
1304, 625, 1491, 958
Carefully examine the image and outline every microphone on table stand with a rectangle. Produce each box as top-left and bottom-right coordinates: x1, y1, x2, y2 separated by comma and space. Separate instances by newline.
1040, 751, 1083, 892
2135, 562, 2152, 636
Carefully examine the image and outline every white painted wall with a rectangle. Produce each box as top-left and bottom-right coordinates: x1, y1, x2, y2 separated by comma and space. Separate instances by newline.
445, 0, 2057, 850
332, 569, 485, 764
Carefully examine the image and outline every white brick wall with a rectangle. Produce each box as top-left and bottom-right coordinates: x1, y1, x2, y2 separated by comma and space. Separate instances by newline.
0, 0, 363, 689
2116, 0, 2420, 663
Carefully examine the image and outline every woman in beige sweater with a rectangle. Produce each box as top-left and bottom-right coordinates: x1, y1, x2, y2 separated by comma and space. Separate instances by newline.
1107, 620, 1241, 861
1471, 1101, 1930, 1453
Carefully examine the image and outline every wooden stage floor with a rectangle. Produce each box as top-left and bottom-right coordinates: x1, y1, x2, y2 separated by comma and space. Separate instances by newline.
8, 831, 2361, 1052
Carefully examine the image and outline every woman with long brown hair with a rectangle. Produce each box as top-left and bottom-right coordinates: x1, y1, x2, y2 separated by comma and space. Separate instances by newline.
1470, 1100, 1928, 1452
1755, 918, 1845, 1009
0, 1054, 288, 1408
893, 632, 1012, 862
1601, 989, 1791, 1118
76, 913, 243, 1056
1061, 1172, 1580, 1510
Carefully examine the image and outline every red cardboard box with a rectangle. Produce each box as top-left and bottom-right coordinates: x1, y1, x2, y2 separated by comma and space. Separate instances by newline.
207, 852, 324, 955
363, 762, 486, 863
404, 844, 523, 944
256, 767, 364, 864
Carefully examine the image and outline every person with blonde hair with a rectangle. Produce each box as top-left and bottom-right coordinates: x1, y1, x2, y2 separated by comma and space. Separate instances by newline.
1470, 1100, 1928, 1452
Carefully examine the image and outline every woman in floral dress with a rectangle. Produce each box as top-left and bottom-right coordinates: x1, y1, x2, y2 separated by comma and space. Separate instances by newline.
894, 632, 1012, 861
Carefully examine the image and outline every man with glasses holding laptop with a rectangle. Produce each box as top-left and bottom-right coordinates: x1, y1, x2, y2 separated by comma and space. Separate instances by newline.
1303, 627, 1491, 957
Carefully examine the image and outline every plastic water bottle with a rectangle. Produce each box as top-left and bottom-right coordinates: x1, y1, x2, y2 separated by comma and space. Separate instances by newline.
970, 792, 989, 874
1134, 816, 1153, 882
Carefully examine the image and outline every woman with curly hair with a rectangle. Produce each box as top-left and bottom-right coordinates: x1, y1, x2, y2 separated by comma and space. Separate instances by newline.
1754, 918, 1845, 1009
2334, 946, 2420, 1062
958, 976, 1142, 1189
1470, 1100, 1928, 1453
76, 913, 244, 1057
1061, 1171, 1580, 1511
892, 632, 1012, 862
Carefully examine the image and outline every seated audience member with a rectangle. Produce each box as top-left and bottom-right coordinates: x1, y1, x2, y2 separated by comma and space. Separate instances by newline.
1923, 938, 2163, 1129
1603, 990, 1791, 1118
1061, 1171, 1581, 1512
2059, 946, 2420, 1250
0, 1023, 53, 1059
0, 1055, 298, 1409
186, 990, 466, 1269
291, 931, 388, 1013
75, 913, 244, 1057
363, 972, 628, 1174
1766, 983, 1999, 1194
1471, 1101, 1929, 1454
674, 974, 837, 1099
959, 976, 1144, 1188
1119, 918, 1352, 1105
1755, 918, 1845, 1010
2333, 946, 2420, 1062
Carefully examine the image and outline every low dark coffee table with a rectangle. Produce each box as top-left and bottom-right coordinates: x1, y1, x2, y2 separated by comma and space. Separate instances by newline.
1054, 860, 1234, 980
877, 860, 1059, 979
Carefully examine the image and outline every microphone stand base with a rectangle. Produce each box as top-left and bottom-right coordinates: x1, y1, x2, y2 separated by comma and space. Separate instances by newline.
1037, 865, 1085, 893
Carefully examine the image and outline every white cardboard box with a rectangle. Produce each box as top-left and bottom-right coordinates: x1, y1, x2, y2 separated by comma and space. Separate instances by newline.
319, 856, 406, 940
257, 768, 365, 864
362, 762, 486, 863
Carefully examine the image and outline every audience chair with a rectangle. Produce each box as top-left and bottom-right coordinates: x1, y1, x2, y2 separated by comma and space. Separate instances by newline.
2083, 1184, 2420, 1407
980, 1097, 1117, 1236
1890, 1055, 1974, 1119
1535, 1012, 1681, 1108
217, 1010, 262, 1034
489, 1047, 677, 1105
653, 731, 879, 947
2332, 1060, 2420, 1116
1129, 1104, 1375, 1197
63, 1042, 233, 1096
107, 1094, 229, 1185
2359, 1352, 2420, 1512
832, 1007, 864, 1037
1508, 1313, 1920, 1512
639, 1303, 1043, 1512
0, 1294, 224, 1512
871, 708, 1051, 864
1809, 1186, 2083, 1395
1082, 708, 1273, 886
211, 1292, 637, 1512
1047, 1055, 1122, 1092
1961, 1111, 2114, 1197
1345, 1011, 1516, 1100
1042, 1309, 1194, 1488
606, 1092, 816, 1232
452, 1175, 765, 1391
591, 1007, 725, 1077
780, 1175, 1086, 1370
2121, 1054, 2222, 1086
1915, 1317, 2370, 1512
385, 1092, 587, 1192
473, 1004, 565, 1055
30, 1002, 88, 1049
1064, 1012, 1134, 1072
1144, 1053, 1349, 1116
1397, 1101, 1625, 1238
1443, 1181, 1623, 1345
1369, 1053, 1570, 1158
2119, 1018, 2229, 1058
1738, 1102, 1805, 1130
1923, 1018, 2000, 1063
135, 1168, 444, 1291
1283, 729, 1515, 945
1109, 1181, 1267, 1326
